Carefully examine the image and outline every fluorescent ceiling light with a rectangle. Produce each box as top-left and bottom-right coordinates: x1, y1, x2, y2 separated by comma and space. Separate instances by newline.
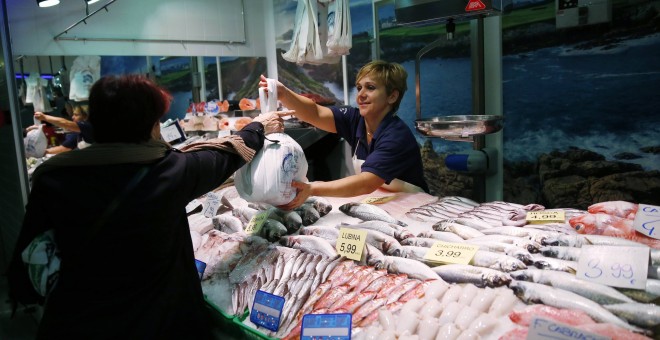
87, 0, 101, 4
37, 0, 60, 7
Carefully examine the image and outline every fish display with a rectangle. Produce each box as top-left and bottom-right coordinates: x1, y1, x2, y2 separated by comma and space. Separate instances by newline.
189, 189, 657, 338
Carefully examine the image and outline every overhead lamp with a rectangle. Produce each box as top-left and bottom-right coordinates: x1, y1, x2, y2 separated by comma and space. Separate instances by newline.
37, 0, 60, 7
86, 0, 101, 3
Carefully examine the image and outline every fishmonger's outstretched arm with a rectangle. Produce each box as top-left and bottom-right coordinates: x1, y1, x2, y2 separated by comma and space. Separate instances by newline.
34, 112, 79, 132
259, 75, 336, 133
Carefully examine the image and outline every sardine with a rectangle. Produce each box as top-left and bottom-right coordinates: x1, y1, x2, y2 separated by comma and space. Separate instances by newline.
431, 264, 512, 288
603, 303, 660, 328
540, 246, 582, 261
529, 254, 578, 274
510, 268, 635, 305
508, 280, 645, 333
471, 250, 527, 272
617, 278, 660, 303
339, 202, 407, 227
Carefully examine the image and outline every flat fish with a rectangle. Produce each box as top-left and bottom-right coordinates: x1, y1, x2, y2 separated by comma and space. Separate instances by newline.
339, 202, 407, 227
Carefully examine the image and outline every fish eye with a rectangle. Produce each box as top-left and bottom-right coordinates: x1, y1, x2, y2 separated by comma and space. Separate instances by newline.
574, 224, 584, 232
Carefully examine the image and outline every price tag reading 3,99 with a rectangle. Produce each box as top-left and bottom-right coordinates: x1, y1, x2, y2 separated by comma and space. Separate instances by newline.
576, 245, 649, 290
361, 195, 397, 205
424, 241, 479, 265
633, 204, 660, 239
244, 211, 270, 235
526, 210, 566, 224
336, 228, 367, 261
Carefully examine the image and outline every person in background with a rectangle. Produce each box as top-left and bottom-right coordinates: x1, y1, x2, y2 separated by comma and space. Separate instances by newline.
43, 104, 90, 155
34, 103, 94, 147
260, 60, 429, 210
7, 74, 284, 339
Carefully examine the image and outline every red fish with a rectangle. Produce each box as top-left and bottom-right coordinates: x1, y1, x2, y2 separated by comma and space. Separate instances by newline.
588, 201, 638, 219
569, 212, 660, 248
509, 304, 596, 327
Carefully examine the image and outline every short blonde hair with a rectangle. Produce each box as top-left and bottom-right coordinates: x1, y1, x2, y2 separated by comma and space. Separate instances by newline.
356, 60, 408, 113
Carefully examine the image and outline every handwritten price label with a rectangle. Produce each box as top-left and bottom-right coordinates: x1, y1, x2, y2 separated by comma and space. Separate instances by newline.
424, 241, 479, 265
202, 192, 222, 218
633, 204, 660, 239
336, 228, 367, 261
576, 245, 648, 289
361, 196, 397, 205
526, 210, 566, 224
244, 211, 270, 235
185, 199, 202, 214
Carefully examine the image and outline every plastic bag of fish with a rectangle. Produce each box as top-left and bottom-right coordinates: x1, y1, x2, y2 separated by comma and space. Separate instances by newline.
234, 133, 308, 206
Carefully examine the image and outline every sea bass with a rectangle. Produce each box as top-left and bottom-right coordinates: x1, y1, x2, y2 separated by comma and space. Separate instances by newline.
339, 202, 407, 227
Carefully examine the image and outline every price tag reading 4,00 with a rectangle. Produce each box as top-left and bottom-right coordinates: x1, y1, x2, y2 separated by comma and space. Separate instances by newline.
336, 228, 367, 261
424, 241, 479, 265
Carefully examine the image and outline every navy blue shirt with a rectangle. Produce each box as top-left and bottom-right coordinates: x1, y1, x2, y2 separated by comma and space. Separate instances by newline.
77, 121, 94, 144
332, 106, 429, 192
60, 132, 79, 149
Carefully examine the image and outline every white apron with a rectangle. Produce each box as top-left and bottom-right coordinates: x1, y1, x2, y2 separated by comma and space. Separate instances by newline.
352, 141, 424, 193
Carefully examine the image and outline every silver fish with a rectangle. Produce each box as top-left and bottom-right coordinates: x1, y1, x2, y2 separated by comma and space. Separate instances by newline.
529, 254, 578, 274
540, 246, 582, 262
617, 279, 660, 303
471, 250, 527, 272
469, 234, 541, 254
432, 264, 512, 288
339, 202, 407, 227
232, 206, 259, 224
339, 220, 414, 241
464, 239, 535, 265
542, 234, 648, 248
510, 269, 635, 305
432, 220, 485, 239
416, 230, 466, 243
299, 225, 340, 241
361, 243, 386, 269
401, 237, 442, 248
305, 196, 333, 217
604, 303, 660, 328
212, 214, 244, 234
363, 229, 403, 257
400, 245, 433, 262
279, 235, 338, 258
382, 255, 439, 280
509, 280, 645, 334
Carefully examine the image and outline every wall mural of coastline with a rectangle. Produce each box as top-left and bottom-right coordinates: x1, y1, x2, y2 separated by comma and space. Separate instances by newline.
271, 0, 660, 209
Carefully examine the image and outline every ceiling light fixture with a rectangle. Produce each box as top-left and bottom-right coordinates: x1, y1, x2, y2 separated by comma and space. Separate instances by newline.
37, 0, 60, 7
86, 0, 101, 4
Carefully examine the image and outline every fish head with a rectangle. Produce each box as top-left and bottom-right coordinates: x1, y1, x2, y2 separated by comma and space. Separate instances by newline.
509, 270, 532, 281
540, 247, 558, 258
569, 213, 603, 234
338, 203, 356, 214
508, 281, 532, 301
490, 273, 512, 287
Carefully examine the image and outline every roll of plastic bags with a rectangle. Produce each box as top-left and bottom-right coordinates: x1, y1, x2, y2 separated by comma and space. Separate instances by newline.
24, 125, 47, 158
234, 133, 308, 206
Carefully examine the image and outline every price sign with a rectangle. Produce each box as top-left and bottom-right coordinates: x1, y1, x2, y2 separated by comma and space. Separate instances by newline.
527, 317, 610, 340
361, 195, 397, 205
250, 290, 285, 332
424, 241, 479, 265
576, 245, 649, 289
336, 228, 367, 261
202, 192, 222, 218
633, 204, 660, 239
185, 199, 202, 214
300, 313, 352, 340
526, 210, 566, 224
244, 210, 270, 235
160, 120, 186, 144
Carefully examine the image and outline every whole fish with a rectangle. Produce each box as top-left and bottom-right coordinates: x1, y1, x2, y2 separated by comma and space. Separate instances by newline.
508, 304, 596, 327
603, 303, 660, 328
401, 237, 442, 248
588, 200, 638, 219
212, 214, 245, 234
279, 235, 338, 258
339, 202, 407, 227
508, 280, 645, 334
339, 220, 414, 241
361, 243, 386, 269
382, 255, 439, 280
432, 220, 485, 239
299, 225, 340, 241
569, 212, 660, 249
469, 234, 541, 254
294, 203, 321, 226
510, 268, 635, 305
305, 196, 333, 216
463, 239, 534, 265
417, 230, 466, 243
543, 234, 648, 248
617, 278, 660, 303
471, 250, 527, 272
232, 206, 259, 224
260, 219, 288, 242
363, 229, 403, 257
272, 209, 303, 233
540, 246, 582, 262
431, 264, 512, 288
529, 254, 578, 274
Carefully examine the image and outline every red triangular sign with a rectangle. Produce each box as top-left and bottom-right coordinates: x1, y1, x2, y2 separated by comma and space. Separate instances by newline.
466, 0, 486, 11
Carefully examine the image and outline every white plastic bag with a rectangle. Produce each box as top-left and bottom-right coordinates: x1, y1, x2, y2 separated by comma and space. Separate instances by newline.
24, 125, 47, 158
234, 133, 308, 206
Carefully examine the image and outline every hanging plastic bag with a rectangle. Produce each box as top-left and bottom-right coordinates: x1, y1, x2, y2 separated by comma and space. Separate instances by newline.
327, 0, 352, 56
24, 125, 48, 158
234, 133, 308, 206
25, 72, 40, 104
69, 56, 101, 102
32, 85, 53, 113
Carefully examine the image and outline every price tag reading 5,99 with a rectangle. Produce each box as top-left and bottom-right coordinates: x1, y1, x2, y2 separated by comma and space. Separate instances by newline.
336, 228, 367, 261
424, 241, 479, 265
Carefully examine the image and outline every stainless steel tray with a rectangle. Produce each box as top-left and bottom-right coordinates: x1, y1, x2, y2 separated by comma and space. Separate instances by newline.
415, 115, 504, 139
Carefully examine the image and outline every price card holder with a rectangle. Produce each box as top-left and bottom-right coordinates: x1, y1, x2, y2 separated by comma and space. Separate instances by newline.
527, 317, 610, 340
185, 199, 202, 214
526, 210, 566, 224
361, 195, 397, 205
202, 192, 222, 218
424, 241, 479, 265
301, 313, 352, 340
161, 120, 187, 144
244, 210, 270, 235
336, 228, 367, 261
250, 290, 285, 332
576, 245, 649, 290
634, 204, 660, 239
